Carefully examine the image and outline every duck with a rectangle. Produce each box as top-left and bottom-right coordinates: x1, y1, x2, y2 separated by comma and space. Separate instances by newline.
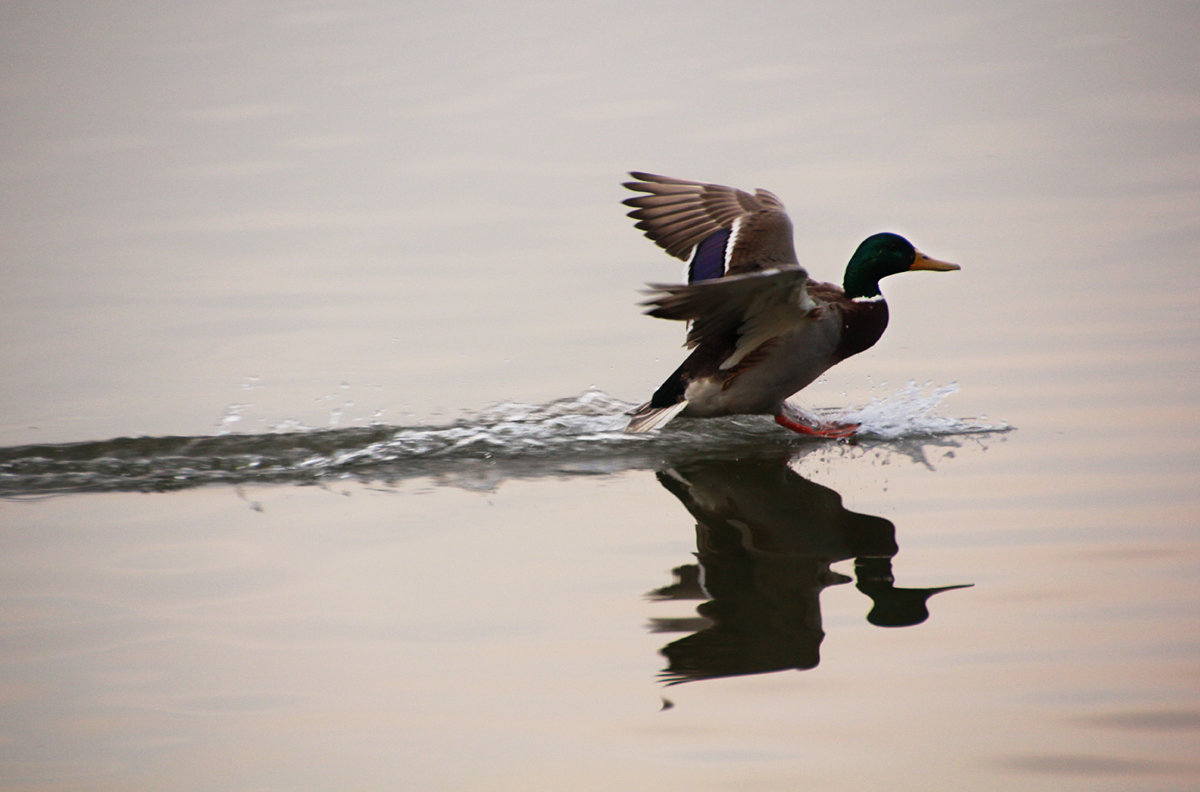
622, 172, 959, 437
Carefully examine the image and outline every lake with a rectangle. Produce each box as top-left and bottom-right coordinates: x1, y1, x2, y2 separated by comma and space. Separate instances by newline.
2, 2, 1198, 790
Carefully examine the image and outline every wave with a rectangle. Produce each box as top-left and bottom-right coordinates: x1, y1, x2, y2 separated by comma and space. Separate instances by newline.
0, 384, 1008, 496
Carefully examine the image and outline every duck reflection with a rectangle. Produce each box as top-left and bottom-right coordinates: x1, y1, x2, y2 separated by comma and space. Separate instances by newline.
648, 457, 970, 684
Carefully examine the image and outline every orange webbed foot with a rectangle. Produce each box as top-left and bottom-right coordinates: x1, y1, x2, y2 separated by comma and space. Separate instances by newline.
774, 413, 860, 438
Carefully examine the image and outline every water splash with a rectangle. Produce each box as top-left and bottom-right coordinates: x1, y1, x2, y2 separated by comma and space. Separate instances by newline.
0, 385, 1007, 496
836, 381, 1006, 440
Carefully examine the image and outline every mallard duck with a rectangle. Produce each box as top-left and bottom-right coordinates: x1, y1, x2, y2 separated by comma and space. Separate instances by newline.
623, 172, 959, 436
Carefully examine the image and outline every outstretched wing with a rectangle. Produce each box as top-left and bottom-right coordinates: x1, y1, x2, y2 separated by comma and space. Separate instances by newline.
623, 172, 799, 281
641, 267, 816, 370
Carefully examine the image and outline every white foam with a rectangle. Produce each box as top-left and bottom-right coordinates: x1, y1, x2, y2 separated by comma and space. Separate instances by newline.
0, 385, 1009, 495
832, 381, 1008, 440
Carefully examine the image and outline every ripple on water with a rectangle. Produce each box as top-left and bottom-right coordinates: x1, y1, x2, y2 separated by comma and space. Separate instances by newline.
0, 384, 1008, 496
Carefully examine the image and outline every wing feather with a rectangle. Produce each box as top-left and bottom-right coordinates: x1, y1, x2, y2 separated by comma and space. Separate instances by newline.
623, 172, 798, 272
641, 268, 816, 370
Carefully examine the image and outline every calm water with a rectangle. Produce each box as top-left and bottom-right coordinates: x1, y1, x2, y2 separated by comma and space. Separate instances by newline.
2, 2, 1199, 791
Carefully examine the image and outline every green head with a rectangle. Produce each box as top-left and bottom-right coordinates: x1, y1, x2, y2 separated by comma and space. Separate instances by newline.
842, 232, 959, 299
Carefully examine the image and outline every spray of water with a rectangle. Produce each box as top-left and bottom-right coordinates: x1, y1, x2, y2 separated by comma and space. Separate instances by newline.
0, 385, 1007, 496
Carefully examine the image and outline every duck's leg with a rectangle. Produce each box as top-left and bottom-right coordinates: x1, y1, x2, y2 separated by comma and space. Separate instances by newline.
774, 405, 860, 438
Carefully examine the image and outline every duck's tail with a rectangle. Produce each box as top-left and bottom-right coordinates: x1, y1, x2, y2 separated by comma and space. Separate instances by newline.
625, 400, 689, 433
